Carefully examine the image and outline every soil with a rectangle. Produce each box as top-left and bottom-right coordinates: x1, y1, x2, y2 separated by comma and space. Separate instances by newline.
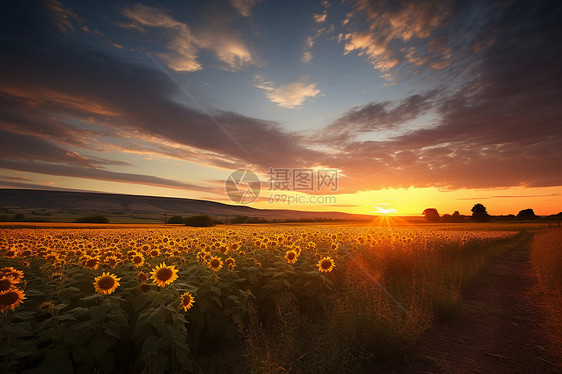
397, 233, 561, 374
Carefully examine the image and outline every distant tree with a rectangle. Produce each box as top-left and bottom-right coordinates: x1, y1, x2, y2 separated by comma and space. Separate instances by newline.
471, 203, 490, 222
441, 211, 465, 223
167, 215, 183, 224
451, 211, 465, 223
517, 209, 538, 220
422, 208, 440, 223
441, 214, 452, 223
75, 215, 109, 223
183, 215, 216, 227
13, 213, 25, 221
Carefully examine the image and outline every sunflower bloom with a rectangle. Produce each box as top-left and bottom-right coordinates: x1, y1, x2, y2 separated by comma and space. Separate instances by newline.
0, 288, 26, 312
285, 250, 298, 264
0, 276, 18, 292
224, 257, 236, 270
151, 263, 178, 287
1, 267, 24, 283
131, 253, 145, 267
93, 272, 121, 295
317, 257, 335, 273
83, 256, 100, 270
179, 291, 195, 311
208, 256, 223, 272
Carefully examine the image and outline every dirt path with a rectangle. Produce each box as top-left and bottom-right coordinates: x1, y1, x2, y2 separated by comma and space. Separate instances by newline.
400, 232, 560, 374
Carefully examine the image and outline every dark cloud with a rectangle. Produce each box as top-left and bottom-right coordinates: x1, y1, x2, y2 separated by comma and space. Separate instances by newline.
0, 0, 321, 175
320, 89, 439, 144
326, 0, 562, 192
1, 0, 561, 196
0, 160, 212, 192
0, 129, 127, 168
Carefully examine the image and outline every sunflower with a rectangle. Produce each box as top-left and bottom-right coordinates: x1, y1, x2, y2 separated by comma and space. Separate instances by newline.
105, 256, 119, 268
224, 257, 236, 270
83, 256, 100, 270
208, 256, 223, 272
131, 253, 145, 267
317, 257, 335, 273
39, 301, 54, 312
93, 272, 121, 295
0, 276, 18, 292
179, 292, 195, 311
0, 288, 26, 312
151, 263, 178, 287
285, 250, 298, 264
137, 271, 149, 283
140, 284, 151, 293
149, 248, 160, 257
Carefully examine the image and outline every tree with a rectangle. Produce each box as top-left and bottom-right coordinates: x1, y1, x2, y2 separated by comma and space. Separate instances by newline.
471, 203, 490, 222
517, 209, 537, 220
75, 215, 109, 223
167, 215, 183, 224
422, 208, 440, 223
183, 215, 216, 227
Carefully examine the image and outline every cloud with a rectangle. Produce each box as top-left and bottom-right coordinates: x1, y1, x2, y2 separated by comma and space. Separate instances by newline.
0, 1, 321, 176
121, 4, 258, 72
339, 0, 463, 77
2, 0, 562, 197
313, 13, 327, 24
230, 0, 261, 17
320, 90, 439, 144
254, 75, 321, 109
45, 0, 83, 33
0, 160, 211, 192
0, 129, 127, 168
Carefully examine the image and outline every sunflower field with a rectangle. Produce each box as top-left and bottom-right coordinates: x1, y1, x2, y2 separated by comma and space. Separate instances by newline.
0, 224, 519, 373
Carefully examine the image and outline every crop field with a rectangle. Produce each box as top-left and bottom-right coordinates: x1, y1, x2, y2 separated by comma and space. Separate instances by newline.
0, 224, 546, 373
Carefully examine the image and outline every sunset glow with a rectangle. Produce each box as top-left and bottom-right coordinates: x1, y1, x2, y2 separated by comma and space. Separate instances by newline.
1, 0, 561, 217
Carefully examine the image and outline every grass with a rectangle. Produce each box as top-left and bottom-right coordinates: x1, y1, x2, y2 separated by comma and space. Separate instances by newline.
530, 227, 562, 364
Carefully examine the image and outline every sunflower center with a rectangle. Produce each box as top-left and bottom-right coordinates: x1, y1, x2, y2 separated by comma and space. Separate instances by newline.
288, 253, 295, 260
133, 256, 142, 263
211, 259, 220, 268
321, 260, 332, 269
156, 268, 173, 281
182, 295, 192, 304
0, 291, 19, 306
86, 259, 98, 267
98, 276, 115, 290
140, 284, 151, 292
0, 279, 12, 291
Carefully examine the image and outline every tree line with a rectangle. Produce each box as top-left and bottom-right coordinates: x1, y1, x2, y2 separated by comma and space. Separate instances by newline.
422, 204, 561, 223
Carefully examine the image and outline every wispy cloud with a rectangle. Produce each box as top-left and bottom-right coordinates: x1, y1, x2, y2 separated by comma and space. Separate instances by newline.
230, 0, 261, 17
339, 0, 457, 77
254, 75, 321, 109
313, 12, 327, 24
45, 0, 83, 33
121, 4, 259, 72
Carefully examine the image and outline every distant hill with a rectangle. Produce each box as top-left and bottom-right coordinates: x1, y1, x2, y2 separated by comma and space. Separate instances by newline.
0, 189, 372, 223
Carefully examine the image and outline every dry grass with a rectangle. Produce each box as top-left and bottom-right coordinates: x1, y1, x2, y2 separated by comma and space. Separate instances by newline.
530, 228, 562, 364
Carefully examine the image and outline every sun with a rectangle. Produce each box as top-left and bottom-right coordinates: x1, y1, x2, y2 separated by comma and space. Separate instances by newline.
371, 206, 398, 215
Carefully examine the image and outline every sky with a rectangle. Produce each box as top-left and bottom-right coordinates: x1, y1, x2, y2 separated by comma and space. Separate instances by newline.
1, 0, 561, 216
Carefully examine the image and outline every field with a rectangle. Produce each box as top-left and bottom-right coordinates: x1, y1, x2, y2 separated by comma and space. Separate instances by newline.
0, 223, 559, 373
